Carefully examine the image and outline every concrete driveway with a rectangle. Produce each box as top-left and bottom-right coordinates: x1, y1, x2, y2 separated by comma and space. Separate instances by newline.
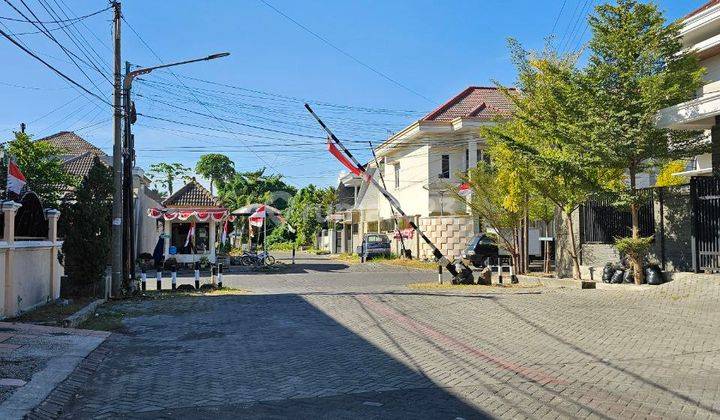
60, 253, 720, 419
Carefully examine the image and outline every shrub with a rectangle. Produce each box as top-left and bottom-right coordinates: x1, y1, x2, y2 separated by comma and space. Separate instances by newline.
614, 236, 654, 284
60, 158, 113, 296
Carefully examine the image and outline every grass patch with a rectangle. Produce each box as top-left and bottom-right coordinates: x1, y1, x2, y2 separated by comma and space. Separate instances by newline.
376, 258, 437, 271
79, 308, 125, 332
10, 297, 95, 325
334, 253, 360, 264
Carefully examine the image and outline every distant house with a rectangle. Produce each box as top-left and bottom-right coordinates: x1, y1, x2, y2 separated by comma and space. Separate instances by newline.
325, 87, 534, 260
37, 131, 162, 257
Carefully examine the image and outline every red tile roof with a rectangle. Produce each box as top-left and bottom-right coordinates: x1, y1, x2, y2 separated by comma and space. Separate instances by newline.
37, 131, 106, 159
421, 86, 515, 122
686, 0, 720, 19
162, 179, 221, 208
62, 151, 111, 179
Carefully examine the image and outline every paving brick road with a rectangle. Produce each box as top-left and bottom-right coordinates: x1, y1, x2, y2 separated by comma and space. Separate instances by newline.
61, 254, 720, 419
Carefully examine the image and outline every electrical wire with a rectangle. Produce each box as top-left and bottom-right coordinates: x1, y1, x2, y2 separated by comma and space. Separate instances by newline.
0, 4, 110, 23
258, 0, 434, 104
0, 25, 113, 107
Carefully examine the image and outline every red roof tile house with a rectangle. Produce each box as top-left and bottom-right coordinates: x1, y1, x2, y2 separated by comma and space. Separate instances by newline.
337, 86, 517, 260
37, 131, 162, 257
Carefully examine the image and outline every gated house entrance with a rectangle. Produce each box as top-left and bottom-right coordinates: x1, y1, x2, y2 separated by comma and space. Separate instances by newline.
691, 176, 720, 272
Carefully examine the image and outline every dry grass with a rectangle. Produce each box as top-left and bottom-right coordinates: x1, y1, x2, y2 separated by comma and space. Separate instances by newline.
408, 282, 545, 291
376, 258, 438, 271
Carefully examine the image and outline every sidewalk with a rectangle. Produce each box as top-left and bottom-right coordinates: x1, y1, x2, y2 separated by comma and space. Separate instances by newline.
0, 322, 109, 419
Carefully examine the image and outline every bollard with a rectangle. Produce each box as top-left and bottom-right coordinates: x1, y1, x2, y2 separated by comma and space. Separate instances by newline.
140, 267, 147, 291
156, 269, 162, 291
194, 261, 200, 289
438, 265, 443, 285
510, 262, 518, 284
211, 265, 217, 286
171, 269, 177, 291
217, 263, 223, 288
292, 246, 296, 265
497, 261, 504, 285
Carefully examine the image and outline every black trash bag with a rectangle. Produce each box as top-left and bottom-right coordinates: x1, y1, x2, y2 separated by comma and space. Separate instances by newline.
623, 268, 634, 284
645, 265, 664, 285
602, 264, 615, 283
452, 260, 475, 285
610, 269, 625, 284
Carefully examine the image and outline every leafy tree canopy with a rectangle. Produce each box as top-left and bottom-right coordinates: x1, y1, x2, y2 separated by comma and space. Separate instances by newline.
147, 162, 190, 197
3, 131, 73, 206
195, 154, 235, 195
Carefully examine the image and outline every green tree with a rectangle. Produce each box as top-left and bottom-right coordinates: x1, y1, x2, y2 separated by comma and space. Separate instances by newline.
60, 157, 113, 295
285, 185, 334, 246
195, 154, 235, 195
655, 160, 688, 187
482, 41, 616, 279
217, 168, 296, 210
585, 0, 705, 283
147, 162, 190, 197
3, 131, 72, 206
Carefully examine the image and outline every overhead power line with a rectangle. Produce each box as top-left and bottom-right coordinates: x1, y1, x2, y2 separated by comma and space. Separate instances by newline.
0, 26, 112, 106
258, 0, 434, 104
0, 4, 109, 23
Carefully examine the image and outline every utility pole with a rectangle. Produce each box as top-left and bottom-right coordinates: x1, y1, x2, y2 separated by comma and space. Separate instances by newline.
123, 60, 135, 287
111, 1, 123, 296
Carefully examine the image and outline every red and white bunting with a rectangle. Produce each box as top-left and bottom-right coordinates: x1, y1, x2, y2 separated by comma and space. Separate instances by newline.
458, 182, 472, 197
146, 209, 229, 221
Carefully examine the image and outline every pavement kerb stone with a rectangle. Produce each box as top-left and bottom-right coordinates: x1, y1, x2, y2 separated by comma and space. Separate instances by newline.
62, 298, 106, 328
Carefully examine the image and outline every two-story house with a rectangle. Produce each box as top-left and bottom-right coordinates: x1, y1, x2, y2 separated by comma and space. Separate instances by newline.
657, 0, 720, 175
325, 86, 514, 260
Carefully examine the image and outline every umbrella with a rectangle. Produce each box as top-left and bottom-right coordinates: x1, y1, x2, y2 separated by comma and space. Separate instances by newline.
232, 203, 283, 216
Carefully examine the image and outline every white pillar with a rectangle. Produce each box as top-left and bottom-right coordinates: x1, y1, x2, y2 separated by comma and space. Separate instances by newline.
45, 209, 61, 300
163, 219, 170, 258
467, 139, 478, 213
209, 219, 217, 263
2, 201, 21, 317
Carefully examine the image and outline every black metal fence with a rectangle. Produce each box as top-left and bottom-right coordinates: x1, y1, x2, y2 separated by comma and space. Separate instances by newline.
580, 194, 655, 244
691, 176, 720, 272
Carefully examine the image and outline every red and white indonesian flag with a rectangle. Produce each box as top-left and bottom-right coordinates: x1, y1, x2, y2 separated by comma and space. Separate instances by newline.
7, 160, 26, 196
221, 219, 229, 244
249, 205, 266, 227
458, 182, 472, 197
184, 222, 196, 247
327, 137, 362, 176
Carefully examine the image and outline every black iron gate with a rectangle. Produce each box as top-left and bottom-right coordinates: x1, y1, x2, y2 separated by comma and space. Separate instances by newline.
691, 176, 720, 272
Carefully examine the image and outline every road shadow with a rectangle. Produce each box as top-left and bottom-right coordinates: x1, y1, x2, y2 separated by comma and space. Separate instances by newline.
64, 293, 490, 419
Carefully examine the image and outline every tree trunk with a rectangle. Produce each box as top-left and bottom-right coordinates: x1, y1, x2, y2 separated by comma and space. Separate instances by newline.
565, 212, 581, 280
523, 205, 530, 274
630, 202, 645, 285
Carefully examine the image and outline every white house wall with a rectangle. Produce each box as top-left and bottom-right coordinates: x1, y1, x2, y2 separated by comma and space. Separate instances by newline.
380, 143, 430, 219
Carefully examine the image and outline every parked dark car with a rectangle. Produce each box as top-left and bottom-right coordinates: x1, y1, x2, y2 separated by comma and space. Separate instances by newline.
357, 233, 392, 259
461, 233, 499, 267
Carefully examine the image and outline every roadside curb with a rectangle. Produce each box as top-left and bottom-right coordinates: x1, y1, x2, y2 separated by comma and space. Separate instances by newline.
516, 275, 659, 290
25, 340, 112, 420
62, 299, 106, 328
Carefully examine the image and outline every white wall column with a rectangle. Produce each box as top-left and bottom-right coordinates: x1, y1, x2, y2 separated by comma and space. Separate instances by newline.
163, 219, 171, 258
46, 209, 61, 300
209, 219, 217, 262
2, 201, 21, 317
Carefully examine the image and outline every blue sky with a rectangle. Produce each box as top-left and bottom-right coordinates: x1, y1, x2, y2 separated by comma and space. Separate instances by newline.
0, 0, 702, 189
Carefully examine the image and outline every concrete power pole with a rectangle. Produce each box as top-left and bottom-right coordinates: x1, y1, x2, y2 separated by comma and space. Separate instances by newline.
111, 1, 123, 296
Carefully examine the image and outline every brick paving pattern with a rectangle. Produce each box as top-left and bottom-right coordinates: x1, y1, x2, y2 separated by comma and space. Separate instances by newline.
63, 255, 720, 419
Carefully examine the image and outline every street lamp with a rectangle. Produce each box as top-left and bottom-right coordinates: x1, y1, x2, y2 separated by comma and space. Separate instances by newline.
120, 52, 230, 287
